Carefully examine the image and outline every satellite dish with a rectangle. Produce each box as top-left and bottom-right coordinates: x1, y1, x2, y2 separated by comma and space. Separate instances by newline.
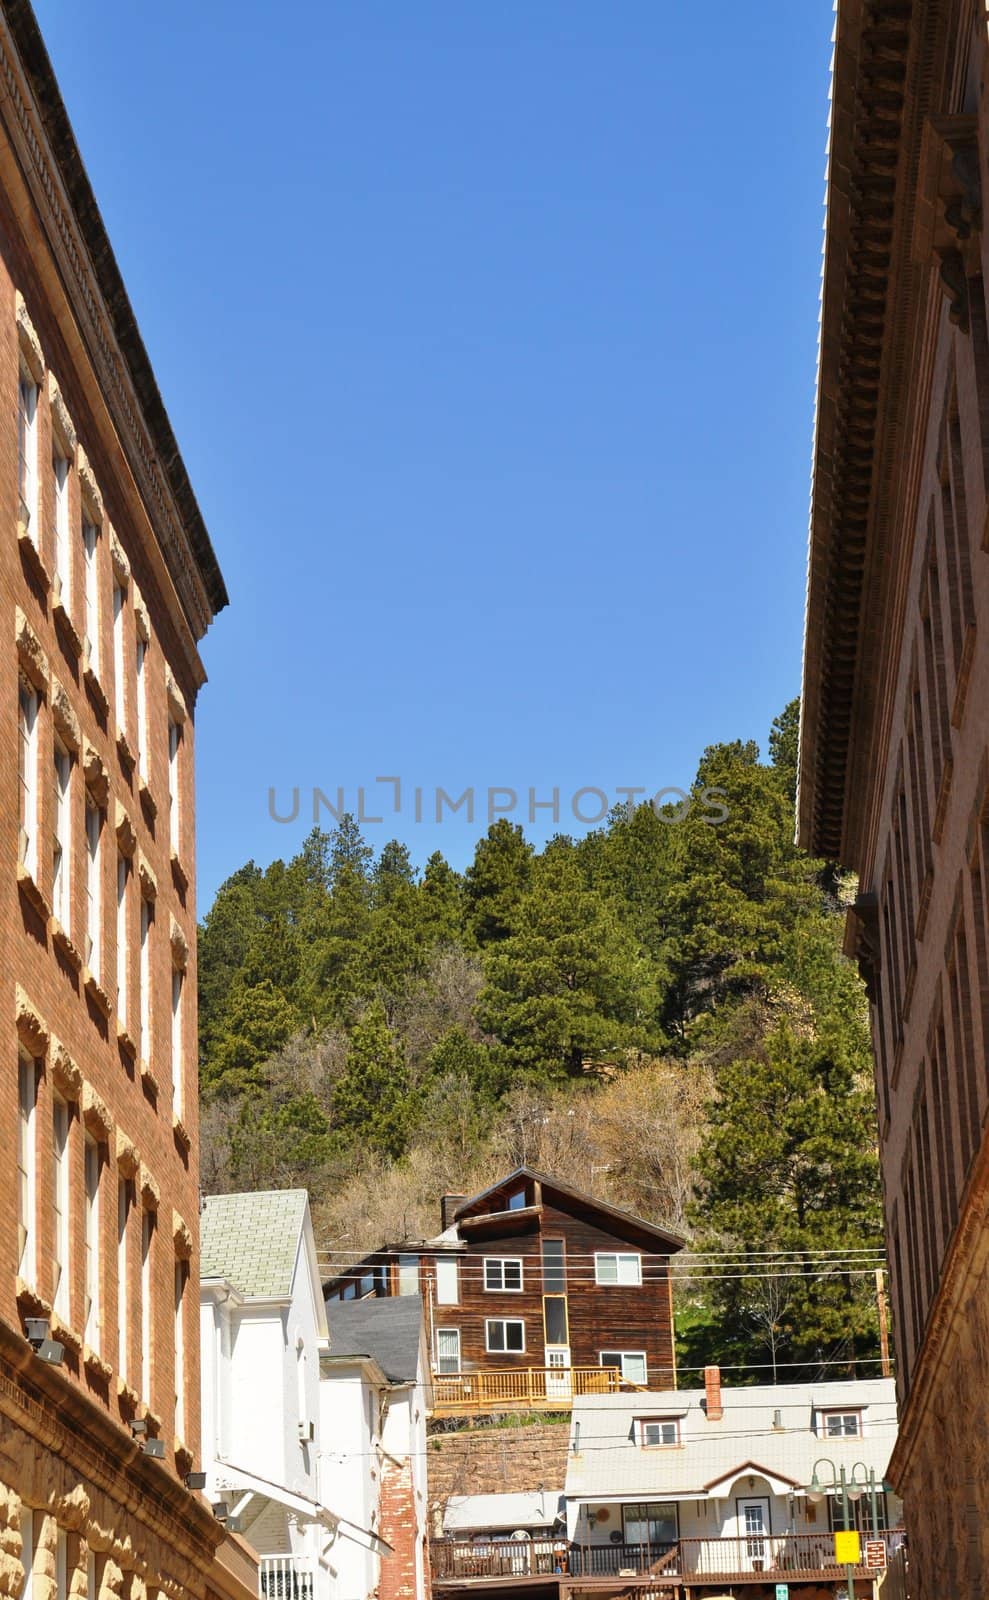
511, 1531, 529, 1541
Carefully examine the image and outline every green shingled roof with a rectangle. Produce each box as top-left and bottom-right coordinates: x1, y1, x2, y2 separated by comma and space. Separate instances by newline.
200, 1190, 309, 1298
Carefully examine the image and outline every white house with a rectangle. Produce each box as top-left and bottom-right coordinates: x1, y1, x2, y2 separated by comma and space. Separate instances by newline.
561, 1370, 903, 1593
200, 1191, 392, 1600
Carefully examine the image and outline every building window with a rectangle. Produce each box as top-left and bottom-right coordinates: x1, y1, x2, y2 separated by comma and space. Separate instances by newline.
595, 1252, 642, 1286
19, 1509, 33, 1600
621, 1504, 678, 1550
638, 1417, 680, 1447
506, 1188, 527, 1210
171, 966, 183, 1116
141, 1207, 154, 1402
116, 855, 130, 1025
112, 583, 126, 733
53, 453, 70, 605
543, 1294, 569, 1345
135, 635, 148, 777
82, 521, 100, 674
542, 1239, 566, 1292
17, 1052, 37, 1281
18, 371, 38, 539
435, 1256, 459, 1305
168, 717, 181, 854
55, 1531, 67, 1600
174, 1258, 187, 1439
18, 677, 39, 876
52, 1097, 70, 1319
52, 742, 72, 931
600, 1350, 648, 1385
484, 1257, 524, 1292
436, 1329, 461, 1373
397, 1254, 419, 1295
117, 1178, 131, 1383
818, 1409, 862, 1439
85, 796, 103, 981
485, 1318, 525, 1354
84, 1136, 101, 1351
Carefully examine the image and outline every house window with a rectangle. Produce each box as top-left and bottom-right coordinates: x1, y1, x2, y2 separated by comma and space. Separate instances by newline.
436, 1257, 459, 1305
116, 855, 130, 1025
82, 521, 100, 674
18, 371, 38, 538
638, 1417, 680, 1447
85, 796, 103, 981
52, 742, 72, 931
622, 1504, 678, 1549
138, 894, 153, 1063
397, 1254, 419, 1295
52, 1097, 70, 1319
595, 1252, 642, 1286
486, 1318, 525, 1353
55, 1531, 67, 1600
18, 677, 39, 876
19, 1509, 33, 1600
17, 1052, 37, 1280
141, 1207, 154, 1402
112, 583, 127, 732
117, 1178, 131, 1383
84, 1136, 101, 1351
543, 1295, 569, 1345
484, 1257, 523, 1292
436, 1329, 461, 1373
542, 1239, 566, 1292
135, 635, 148, 776
506, 1188, 527, 1210
600, 1350, 648, 1385
53, 453, 70, 605
818, 1409, 862, 1439
827, 1496, 888, 1535
174, 1258, 187, 1439
171, 966, 184, 1116
168, 717, 181, 853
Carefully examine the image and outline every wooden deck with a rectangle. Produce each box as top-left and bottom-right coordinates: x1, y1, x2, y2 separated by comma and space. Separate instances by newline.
431, 1366, 621, 1415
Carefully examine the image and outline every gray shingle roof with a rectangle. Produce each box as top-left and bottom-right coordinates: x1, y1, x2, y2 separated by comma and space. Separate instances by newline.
324, 1296, 424, 1384
200, 1190, 309, 1298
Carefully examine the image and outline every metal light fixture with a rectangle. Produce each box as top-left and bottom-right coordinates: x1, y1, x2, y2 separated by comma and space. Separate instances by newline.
129, 1418, 148, 1437
212, 1504, 229, 1523
24, 1318, 64, 1366
184, 1472, 207, 1491
141, 1439, 165, 1460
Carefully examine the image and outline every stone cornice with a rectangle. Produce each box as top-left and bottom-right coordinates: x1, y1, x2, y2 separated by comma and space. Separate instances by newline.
0, 4, 226, 650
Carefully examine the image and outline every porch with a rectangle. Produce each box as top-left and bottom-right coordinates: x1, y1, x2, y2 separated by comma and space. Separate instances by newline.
432, 1367, 621, 1416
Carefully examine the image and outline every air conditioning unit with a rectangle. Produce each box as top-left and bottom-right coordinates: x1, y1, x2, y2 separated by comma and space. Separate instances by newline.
298, 1419, 315, 1443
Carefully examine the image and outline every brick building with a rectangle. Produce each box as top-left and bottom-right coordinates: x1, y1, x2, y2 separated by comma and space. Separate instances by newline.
799, 1, 989, 1592
0, 7, 253, 1600
325, 1167, 682, 1416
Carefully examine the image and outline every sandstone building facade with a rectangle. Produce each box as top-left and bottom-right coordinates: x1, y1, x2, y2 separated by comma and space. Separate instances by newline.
0, 8, 253, 1600
800, 1, 989, 1593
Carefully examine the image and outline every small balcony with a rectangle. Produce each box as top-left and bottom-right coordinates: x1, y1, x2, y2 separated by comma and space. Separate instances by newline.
431, 1366, 621, 1416
259, 1555, 315, 1600
431, 1532, 900, 1589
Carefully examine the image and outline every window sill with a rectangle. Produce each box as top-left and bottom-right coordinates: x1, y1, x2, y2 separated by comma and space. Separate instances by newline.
172, 1113, 191, 1153
140, 1060, 160, 1097
170, 850, 189, 893
175, 1439, 193, 1474
83, 1343, 113, 1383
117, 728, 136, 776
51, 1311, 83, 1355
117, 1377, 140, 1409
17, 864, 50, 920
138, 774, 158, 821
53, 593, 83, 659
16, 1278, 51, 1318
18, 524, 50, 589
83, 657, 109, 718
83, 967, 113, 1020
50, 916, 83, 974
116, 1020, 137, 1060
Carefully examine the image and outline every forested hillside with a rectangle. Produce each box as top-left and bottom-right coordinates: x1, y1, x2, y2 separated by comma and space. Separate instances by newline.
198, 701, 885, 1376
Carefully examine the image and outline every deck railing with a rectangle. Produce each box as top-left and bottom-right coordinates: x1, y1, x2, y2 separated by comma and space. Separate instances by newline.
259, 1555, 315, 1600
431, 1366, 620, 1414
432, 1532, 898, 1584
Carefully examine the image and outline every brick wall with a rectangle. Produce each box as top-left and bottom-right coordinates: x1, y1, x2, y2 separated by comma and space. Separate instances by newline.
380, 1457, 430, 1600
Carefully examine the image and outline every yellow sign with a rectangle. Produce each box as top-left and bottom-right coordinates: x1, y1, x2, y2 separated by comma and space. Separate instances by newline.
834, 1530, 861, 1565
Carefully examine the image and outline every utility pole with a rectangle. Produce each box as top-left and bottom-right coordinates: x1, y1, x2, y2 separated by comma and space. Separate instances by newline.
876, 1268, 891, 1378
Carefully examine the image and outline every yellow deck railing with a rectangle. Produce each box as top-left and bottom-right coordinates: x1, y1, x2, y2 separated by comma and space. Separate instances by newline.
431, 1365, 619, 1414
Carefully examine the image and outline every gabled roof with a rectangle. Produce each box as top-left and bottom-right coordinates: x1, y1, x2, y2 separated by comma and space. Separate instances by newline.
324, 1295, 425, 1385
201, 1190, 310, 1299
454, 1166, 685, 1253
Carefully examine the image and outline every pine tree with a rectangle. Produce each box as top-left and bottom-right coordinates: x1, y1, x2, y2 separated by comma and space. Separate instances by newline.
333, 1000, 414, 1158
464, 821, 533, 945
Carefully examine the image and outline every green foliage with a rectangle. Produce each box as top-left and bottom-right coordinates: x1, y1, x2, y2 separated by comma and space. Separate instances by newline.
333, 1000, 414, 1158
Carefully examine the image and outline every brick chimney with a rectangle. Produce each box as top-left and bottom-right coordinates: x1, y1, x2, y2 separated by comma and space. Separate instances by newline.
704, 1365, 724, 1421
441, 1194, 466, 1230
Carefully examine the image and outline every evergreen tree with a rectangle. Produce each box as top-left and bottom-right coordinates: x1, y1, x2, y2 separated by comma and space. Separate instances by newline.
464, 821, 533, 945
333, 1000, 414, 1158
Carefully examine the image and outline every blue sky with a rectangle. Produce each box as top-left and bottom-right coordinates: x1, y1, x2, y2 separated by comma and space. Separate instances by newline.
34, 1, 832, 906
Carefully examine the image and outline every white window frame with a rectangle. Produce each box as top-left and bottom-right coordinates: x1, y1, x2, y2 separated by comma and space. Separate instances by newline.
141, 1206, 154, 1403
112, 582, 127, 733
506, 1188, 527, 1210
18, 370, 38, 541
485, 1318, 525, 1354
82, 519, 100, 675
594, 1252, 642, 1286
436, 1328, 461, 1374
139, 894, 152, 1064
639, 1417, 680, 1448
174, 1257, 187, 1440
435, 1256, 459, 1305
600, 1350, 648, 1385
171, 966, 184, 1116
818, 1408, 862, 1439
135, 634, 148, 776
52, 741, 72, 931
52, 1096, 70, 1320
168, 717, 181, 853
484, 1256, 524, 1292
397, 1254, 419, 1295
85, 795, 103, 981
19, 1509, 33, 1600
84, 1135, 101, 1351
117, 854, 130, 1026
117, 1178, 130, 1384
18, 677, 39, 877
18, 1052, 37, 1281
53, 451, 70, 605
